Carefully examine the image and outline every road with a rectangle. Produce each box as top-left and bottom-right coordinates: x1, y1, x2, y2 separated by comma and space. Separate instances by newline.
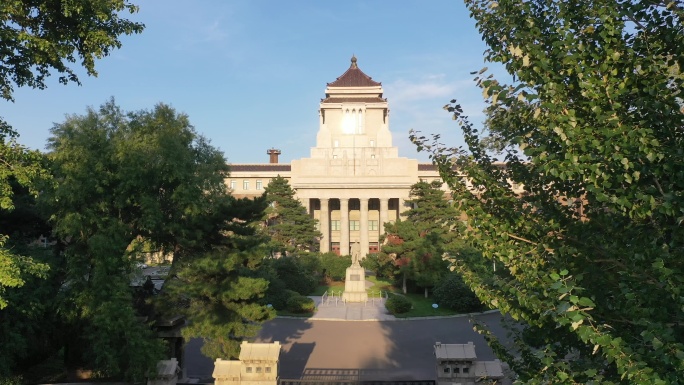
185, 312, 509, 381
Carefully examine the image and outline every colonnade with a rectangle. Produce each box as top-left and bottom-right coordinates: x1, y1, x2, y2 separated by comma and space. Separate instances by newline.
312, 197, 406, 257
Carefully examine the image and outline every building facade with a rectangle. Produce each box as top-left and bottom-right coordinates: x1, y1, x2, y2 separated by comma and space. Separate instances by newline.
228, 57, 442, 258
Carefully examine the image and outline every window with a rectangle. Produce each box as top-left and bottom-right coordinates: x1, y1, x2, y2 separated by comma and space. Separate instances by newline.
443, 367, 451, 373
243, 180, 249, 190
333, 154, 337, 159
230, 180, 236, 190
265, 367, 272, 373
334, 140, 339, 147
256, 180, 263, 190
349, 220, 360, 231
246, 367, 253, 373
370, 154, 375, 159
370, 140, 375, 147
256, 367, 262, 373
462, 367, 469, 374
369, 220, 379, 231
454, 367, 460, 374
331, 220, 341, 231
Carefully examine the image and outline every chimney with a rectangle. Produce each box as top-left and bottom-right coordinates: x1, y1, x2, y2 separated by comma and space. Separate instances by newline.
267, 148, 281, 164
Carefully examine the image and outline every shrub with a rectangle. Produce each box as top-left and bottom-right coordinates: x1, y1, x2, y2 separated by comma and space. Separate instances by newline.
433, 273, 483, 313
361, 253, 396, 279
271, 256, 317, 295
385, 294, 412, 314
319, 252, 351, 281
286, 295, 315, 313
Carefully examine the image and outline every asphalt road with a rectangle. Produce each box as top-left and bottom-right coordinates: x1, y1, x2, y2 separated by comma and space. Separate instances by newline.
185, 312, 510, 381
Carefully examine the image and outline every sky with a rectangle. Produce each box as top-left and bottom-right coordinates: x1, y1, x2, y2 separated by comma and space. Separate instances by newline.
2, 1, 503, 164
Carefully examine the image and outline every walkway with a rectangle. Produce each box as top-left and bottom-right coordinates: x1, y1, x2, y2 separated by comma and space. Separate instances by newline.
307, 295, 395, 321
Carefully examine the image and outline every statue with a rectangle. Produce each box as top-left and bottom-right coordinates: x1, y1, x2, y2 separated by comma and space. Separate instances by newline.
351, 241, 361, 266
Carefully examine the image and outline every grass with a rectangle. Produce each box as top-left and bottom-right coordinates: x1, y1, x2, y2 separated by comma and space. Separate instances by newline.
366, 275, 397, 293
309, 280, 345, 296
391, 292, 460, 318
305, 274, 469, 318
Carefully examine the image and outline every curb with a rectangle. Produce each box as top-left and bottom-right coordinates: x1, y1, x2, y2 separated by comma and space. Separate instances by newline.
276, 308, 501, 322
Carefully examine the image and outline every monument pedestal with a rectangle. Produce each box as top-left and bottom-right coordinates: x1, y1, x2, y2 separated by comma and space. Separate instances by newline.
343, 264, 368, 303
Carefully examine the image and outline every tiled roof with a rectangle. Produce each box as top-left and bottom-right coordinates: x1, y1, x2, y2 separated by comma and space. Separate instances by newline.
229, 164, 291, 172
320, 97, 386, 104
327, 56, 381, 87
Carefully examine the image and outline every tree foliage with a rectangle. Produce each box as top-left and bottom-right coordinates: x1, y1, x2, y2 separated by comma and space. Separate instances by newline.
0, 126, 50, 309
380, 181, 462, 295
412, 0, 684, 383
161, 192, 274, 360
0, 0, 144, 102
261, 175, 321, 254
46, 99, 233, 380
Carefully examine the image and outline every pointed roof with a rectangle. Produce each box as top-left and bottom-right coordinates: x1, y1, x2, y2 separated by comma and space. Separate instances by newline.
327, 55, 381, 87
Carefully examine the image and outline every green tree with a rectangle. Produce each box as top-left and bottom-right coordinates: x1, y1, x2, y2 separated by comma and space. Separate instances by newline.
0, 126, 50, 310
162, 196, 275, 360
0, 0, 144, 102
0, 0, 144, 311
261, 175, 321, 254
46, 99, 233, 380
0, 181, 63, 378
412, 1, 684, 383
380, 181, 462, 296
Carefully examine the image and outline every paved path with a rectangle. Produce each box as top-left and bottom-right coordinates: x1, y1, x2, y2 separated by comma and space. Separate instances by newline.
184, 296, 509, 382
307, 295, 396, 321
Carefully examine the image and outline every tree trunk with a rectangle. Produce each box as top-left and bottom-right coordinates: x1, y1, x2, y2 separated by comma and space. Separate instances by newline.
402, 272, 407, 294
425, 287, 428, 298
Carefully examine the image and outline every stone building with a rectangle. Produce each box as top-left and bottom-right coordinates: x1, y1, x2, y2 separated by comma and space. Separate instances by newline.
213, 341, 281, 385
434, 342, 504, 385
228, 56, 442, 258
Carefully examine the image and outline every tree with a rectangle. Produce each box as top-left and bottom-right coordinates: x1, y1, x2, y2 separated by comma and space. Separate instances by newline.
0, 0, 144, 102
0, 126, 50, 310
161, 196, 275, 360
46, 99, 237, 380
0, 180, 63, 379
261, 175, 321, 254
380, 181, 462, 296
412, 1, 684, 383
0, 0, 144, 311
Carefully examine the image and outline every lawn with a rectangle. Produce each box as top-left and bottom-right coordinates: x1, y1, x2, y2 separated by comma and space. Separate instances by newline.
309, 280, 345, 296
307, 275, 468, 318
391, 292, 460, 318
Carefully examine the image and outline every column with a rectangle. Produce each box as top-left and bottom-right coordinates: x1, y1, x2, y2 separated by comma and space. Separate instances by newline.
380, 198, 389, 233
340, 198, 350, 255
399, 197, 409, 216
359, 198, 369, 259
319, 198, 329, 253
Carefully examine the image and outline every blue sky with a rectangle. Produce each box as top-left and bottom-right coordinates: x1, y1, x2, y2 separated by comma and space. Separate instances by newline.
3, 1, 500, 164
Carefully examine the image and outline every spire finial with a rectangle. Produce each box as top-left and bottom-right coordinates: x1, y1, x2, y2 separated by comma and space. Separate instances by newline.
350, 54, 357, 68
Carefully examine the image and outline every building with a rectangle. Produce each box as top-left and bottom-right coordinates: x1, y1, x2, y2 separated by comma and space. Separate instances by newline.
433, 342, 504, 385
228, 56, 442, 258
213, 341, 281, 385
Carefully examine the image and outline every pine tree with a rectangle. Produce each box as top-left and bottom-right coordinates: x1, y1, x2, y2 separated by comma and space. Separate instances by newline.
261, 176, 321, 254
380, 181, 463, 296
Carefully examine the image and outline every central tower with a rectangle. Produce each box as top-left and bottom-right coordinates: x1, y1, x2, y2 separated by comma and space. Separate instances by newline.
314, 55, 394, 154
291, 56, 417, 257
